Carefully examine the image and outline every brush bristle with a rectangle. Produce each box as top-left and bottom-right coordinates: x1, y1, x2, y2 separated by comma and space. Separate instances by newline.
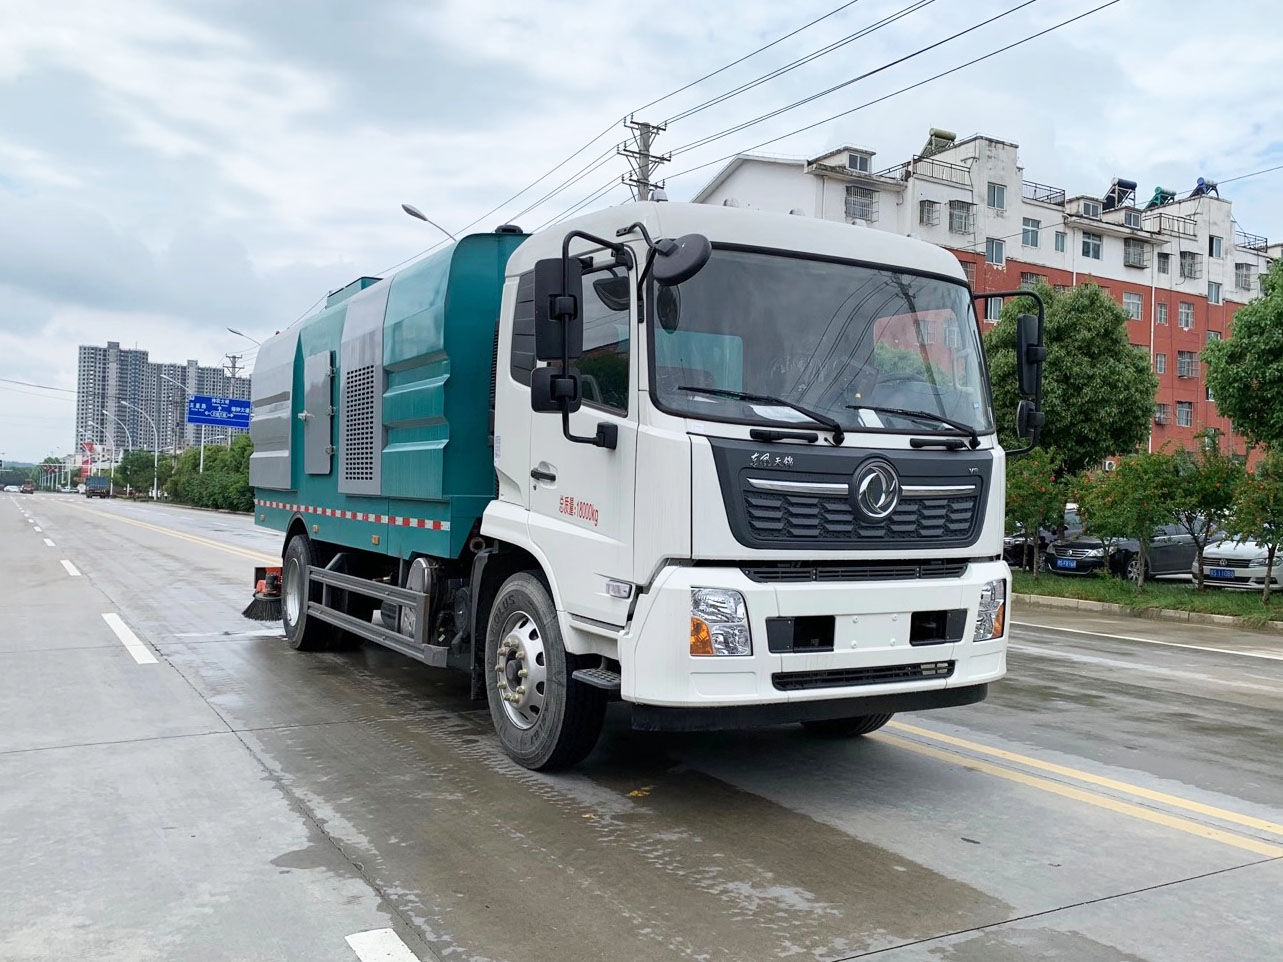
242, 596, 284, 622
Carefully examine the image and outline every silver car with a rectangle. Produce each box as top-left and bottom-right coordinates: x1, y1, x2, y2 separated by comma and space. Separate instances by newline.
1196, 539, 1280, 590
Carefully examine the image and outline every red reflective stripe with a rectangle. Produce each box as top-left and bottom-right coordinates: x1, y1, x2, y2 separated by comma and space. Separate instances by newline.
255, 499, 448, 530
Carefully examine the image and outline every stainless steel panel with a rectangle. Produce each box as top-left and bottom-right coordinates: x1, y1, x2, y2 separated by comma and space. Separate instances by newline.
339, 282, 390, 495
303, 351, 333, 475
248, 326, 301, 490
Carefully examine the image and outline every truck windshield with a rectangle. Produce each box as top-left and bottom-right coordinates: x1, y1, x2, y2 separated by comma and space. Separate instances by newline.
649, 247, 993, 437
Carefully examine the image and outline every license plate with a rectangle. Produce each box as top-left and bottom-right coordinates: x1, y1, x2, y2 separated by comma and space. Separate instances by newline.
1209, 568, 1235, 579
1056, 558, 1077, 569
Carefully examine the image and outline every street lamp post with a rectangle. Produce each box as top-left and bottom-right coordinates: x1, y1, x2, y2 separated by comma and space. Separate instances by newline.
160, 373, 205, 474
120, 400, 160, 499
87, 422, 117, 496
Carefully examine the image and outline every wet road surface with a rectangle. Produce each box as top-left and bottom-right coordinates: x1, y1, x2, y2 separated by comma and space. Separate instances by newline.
3, 493, 1282, 961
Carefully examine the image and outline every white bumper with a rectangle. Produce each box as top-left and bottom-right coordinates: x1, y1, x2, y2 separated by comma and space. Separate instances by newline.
618, 560, 1008, 708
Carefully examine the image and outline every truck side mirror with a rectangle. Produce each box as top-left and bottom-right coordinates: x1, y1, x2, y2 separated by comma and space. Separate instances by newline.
1016, 312, 1046, 399
530, 366, 582, 415
533, 257, 583, 361
1017, 399, 1045, 441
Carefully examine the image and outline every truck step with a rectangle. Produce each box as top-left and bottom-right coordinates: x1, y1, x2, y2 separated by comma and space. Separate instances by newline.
572, 667, 622, 691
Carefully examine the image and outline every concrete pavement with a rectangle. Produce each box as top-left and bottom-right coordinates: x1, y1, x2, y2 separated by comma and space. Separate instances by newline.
3, 492, 1282, 961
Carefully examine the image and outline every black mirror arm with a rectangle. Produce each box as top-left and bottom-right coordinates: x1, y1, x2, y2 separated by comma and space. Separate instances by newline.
561, 409, 618, 450
975, 287, 1046, 457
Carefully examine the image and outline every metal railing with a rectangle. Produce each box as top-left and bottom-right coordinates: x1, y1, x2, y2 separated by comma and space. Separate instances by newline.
1235, 228, 1269, 251
1179, 252, 1203, 279
1022, 180, 1066, 205
878, 155, 972, 186
1144, 212, 1198, 238
1123, 241, 1149, 269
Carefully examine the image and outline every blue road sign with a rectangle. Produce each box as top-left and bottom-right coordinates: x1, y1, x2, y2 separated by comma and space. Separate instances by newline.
187, 394, 251, 429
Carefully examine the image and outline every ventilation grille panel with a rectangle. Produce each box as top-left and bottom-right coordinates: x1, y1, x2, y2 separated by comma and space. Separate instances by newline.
342, 364, 376, 483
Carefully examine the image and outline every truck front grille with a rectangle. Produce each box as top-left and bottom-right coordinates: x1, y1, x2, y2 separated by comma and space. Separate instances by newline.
772, 660, 954, 691
744, 490, 977, 545
742, 560, 968, 583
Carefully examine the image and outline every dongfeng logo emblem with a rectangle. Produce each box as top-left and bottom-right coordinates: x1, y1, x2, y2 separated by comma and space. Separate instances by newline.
854, 460, 900, 520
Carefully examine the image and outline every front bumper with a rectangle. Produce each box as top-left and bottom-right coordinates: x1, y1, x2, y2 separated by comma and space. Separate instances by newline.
1199, 563, 1278, 589
1044, 552, 1108, 575
618, 560, 1009, 710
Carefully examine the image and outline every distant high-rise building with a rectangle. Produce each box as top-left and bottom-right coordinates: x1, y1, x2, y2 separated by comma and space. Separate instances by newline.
75, 342, 250, 456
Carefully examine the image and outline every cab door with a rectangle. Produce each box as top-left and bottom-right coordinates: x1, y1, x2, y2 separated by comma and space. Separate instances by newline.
526, 263, 638, 626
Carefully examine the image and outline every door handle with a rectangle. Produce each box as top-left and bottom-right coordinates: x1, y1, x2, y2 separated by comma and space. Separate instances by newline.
530, 468, 557, 483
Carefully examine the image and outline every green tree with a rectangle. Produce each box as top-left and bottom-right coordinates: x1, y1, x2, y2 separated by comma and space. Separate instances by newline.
1170, 431, 1244, 589
1229, 450, 1283, 604
116, 449, 159, 495
985, 282, 1158, 474
1077, 452, 1177, 588
165, 436, 254, 511
1004, 446, 1065, 577
1204, 259, 1283, 448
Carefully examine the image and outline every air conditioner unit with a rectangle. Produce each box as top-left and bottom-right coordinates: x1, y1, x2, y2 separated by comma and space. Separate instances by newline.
1104, 459, 1117, 471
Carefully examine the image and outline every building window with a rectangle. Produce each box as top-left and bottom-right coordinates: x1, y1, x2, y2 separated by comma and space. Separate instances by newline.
845, 185, 878, 221
1156, 302, 1168, 325
1054, 231, 1066, 253
1123, 238, 1147, 268
1176, 401, 1193, 427
985, 297, 1003, 321
1178, 301, 1194, 329
949, 200, 975, 233
1022, 217, 1040, 247
1082, 232, 1102, 260
1207, 330, 1222, 343
986, 238, 1005, 265
1020, 272, 1044, 289
919, 199, 940, 226
987, 182, 1006, 210
1177, 351, 1197, 378
1206, 385, 1215, 403
959, 260, 976, 286
1124, 210, 1142, 229
1236, 263, 1253, 290
1081, 199, 1102, 219
914, 319, 935, 344
1180, 251, 1202, 278
1054, 283, 1071, 293
1155, 353, 1167, 374
847, 152, 871, 173
1158, 252, 1171, 274
1123, 292, 1143, 319
1155, 403, 1171, 425
1209, 235, 1223, 258
1208, 281, 1222, 305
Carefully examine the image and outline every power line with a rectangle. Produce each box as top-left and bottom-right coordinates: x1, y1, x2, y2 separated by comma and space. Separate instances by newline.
663, 0, 935, 126
0, 383, 76, 402
0, 376, 76, 394
669, 0, 1042, 157
665, 0, 1121, 185
1220, 162, 1283, 186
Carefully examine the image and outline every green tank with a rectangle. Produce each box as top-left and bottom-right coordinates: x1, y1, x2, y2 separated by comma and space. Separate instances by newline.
248, 230, 527, 560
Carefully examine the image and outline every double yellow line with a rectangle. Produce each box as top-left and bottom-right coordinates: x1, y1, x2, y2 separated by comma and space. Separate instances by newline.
879, 721, 1283, 858
70, 503, 278, 565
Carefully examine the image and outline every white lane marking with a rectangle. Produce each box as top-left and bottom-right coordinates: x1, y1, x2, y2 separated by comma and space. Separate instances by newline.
345, 928, 421, 962
101, 613, 158, 665
1013, 620, 1283, 662
27, 518, 35, 524
33, 526, 41, 532
60, 560, 81, 577
1011, 643, 1283, 694
43, 538, 55, 547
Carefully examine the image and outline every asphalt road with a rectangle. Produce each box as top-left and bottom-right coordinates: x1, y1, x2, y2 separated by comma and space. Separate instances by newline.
4, 493, 1282, 962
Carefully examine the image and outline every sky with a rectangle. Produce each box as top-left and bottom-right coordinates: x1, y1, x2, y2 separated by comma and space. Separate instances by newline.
0, 0, 1280, 461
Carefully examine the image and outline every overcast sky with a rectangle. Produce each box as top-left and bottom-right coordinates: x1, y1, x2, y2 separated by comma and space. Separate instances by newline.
1, 0, 1279, 461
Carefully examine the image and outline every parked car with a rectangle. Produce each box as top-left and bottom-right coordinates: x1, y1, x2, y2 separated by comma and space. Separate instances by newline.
84, 476, 111, 498
19, 481, 34, 494
2, 484, 19, 493
1004, 504, 1083, 570
1196, 539, 1281, 591
1045, 523, 1199, 581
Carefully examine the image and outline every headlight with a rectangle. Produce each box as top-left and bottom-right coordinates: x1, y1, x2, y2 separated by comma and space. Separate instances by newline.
1253, 555, 1270, 566
1085, 547, 1104, 558
974, 579, 1007, 642
691, 588, 752, 656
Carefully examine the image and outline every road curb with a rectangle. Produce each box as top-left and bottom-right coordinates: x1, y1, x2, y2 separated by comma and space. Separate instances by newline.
1013, 592, 1283, 634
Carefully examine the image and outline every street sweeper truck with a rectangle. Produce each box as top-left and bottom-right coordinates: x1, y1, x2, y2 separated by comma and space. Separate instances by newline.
243, 200, 1046, 770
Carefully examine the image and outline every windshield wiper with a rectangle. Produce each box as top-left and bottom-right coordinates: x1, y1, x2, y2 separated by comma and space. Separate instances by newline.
679, 386, 845, 445
845, 404, 979, 448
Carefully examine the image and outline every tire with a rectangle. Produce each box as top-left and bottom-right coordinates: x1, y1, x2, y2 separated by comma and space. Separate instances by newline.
281, 535, 336, 651
1119, 554, 1141, 584
801, 713, 894, 738
484, 572, 606, 770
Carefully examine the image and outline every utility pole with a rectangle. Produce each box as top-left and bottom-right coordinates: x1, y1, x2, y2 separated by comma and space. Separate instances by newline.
620, 118, 670, 201
224, 353, 243, 379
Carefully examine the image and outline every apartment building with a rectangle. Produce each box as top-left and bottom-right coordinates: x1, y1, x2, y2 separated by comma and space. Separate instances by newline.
75, 342, 250, 457
692, 130, 1278, 456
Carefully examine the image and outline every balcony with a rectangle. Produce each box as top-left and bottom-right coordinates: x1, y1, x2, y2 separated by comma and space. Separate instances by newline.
1143, 212, 1197, 238
1235, 228, 1269, 251
1022, 180, 1066, 206
878, 155, 972, 186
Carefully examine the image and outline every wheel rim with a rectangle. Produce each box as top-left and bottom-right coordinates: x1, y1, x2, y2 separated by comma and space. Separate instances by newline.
494, 611, 548, 731
1127, 558, 1141, 582
284, 557, 303, 625
399, 558, 430, 637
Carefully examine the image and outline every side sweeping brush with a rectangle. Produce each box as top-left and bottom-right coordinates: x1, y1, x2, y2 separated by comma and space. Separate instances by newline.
242, 567, 283, 622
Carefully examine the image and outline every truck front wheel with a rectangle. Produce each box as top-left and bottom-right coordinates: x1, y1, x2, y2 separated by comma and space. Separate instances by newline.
484, 572, 606, 770
281, 535, 334, 652
801, 713, 894, 737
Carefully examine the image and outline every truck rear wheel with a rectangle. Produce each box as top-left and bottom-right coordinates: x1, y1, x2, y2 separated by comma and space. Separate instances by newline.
484, 572, 606, 770
281, 535, 335, 652
801, 713, 894, 737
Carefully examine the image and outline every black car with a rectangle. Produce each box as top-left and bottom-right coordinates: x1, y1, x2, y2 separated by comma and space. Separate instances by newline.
1045, 524, 1198, 581
1005, 506, 1083, 570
